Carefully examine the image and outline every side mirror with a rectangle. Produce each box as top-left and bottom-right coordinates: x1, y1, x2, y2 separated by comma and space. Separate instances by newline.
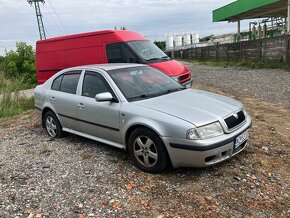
95, 92, 113, 102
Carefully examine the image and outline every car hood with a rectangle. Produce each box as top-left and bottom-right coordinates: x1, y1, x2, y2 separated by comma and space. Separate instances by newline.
132, 89, 243, 127
148, 59, 186, 77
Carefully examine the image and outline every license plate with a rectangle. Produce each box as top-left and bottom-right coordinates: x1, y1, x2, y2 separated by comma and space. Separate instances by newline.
234, 130, 249, 149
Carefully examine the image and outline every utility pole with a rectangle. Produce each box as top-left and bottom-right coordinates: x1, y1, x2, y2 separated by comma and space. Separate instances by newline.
27, 0, 46, 40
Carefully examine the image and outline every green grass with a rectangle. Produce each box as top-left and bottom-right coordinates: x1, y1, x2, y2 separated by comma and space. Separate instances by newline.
181, 59, 290, 71
0, 91, 34, 118
0, 73, 35, 119
0, 72, 35, 94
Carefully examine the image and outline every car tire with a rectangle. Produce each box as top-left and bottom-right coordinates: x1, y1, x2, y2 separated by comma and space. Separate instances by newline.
128, 127, 168, 173
44, 111, 63, 138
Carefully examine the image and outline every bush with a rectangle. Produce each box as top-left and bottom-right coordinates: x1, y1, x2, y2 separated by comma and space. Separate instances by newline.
0, 42, 36, 86
0, 44, 36, 118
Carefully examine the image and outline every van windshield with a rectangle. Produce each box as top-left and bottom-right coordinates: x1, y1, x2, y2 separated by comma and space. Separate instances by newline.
127, 40, 169, 62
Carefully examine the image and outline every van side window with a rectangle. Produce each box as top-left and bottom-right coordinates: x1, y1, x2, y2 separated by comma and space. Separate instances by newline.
107, 43, 138, 63
59, 71, 81, 94
107, 43, 122, 63
51, 75, 63, 91
82, 72, 110, 98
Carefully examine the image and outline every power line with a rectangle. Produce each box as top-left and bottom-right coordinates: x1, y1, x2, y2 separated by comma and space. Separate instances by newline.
41, 15, 53, 38
42, 4, 63, 36
47, 0, 67, 34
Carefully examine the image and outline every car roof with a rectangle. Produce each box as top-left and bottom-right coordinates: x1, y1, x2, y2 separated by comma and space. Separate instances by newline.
63, 63, 147, 72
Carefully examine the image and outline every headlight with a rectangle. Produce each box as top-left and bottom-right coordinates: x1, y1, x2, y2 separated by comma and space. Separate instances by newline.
186, 129, 199, 140
187, 122, 224, 140
172, 76, 179, 82
242, 108, 248, 118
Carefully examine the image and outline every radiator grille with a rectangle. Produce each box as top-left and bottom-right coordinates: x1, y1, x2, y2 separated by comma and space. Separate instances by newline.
224, 111, 245, 130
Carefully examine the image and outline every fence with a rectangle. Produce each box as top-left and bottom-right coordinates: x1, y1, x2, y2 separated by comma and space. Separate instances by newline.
169, 35, 290, 63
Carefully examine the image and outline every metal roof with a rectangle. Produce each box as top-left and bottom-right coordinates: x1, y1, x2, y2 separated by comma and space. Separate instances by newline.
37, 30, 146, 44
213, 0, 287, 22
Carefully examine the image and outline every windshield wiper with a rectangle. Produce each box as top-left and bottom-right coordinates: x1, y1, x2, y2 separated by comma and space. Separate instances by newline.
154, 87, 186, 97
161, 56, 170, 60
128, 88, 185, 101
146, 56, 170, 62
127, 94, 157, 101
164, 87, 186, 94
146, 57, 161, 61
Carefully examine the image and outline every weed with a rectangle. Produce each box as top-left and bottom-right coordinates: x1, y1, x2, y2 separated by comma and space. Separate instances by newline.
0, 70, 35, 119
0, 90, 34, 118
40, 144, 52, 155
24, 147, 34, 155
80, 151, 95, 160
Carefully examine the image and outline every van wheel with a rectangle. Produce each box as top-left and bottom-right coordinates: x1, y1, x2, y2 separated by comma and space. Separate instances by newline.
128, 127, 168, 173
44, 111, 63, 138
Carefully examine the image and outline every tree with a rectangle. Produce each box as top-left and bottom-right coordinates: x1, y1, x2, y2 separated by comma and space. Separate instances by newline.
3, 42, 36, 84
154, 41, 166, 51
0, 55, 4, 63
199, 35, 214, 42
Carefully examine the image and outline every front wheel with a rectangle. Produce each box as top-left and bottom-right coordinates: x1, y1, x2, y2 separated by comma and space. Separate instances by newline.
128, 127, 168, 173
44, 111, 63, 138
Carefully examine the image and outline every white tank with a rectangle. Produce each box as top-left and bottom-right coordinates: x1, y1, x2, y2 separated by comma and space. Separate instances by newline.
183, 34, 192, 45
191, 33, 200, 44
166, 36, 174, 50
174, 35, 183, 48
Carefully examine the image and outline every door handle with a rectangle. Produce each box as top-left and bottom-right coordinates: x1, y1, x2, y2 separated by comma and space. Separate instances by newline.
49, 97, 55, 102
77, 103, 85, 109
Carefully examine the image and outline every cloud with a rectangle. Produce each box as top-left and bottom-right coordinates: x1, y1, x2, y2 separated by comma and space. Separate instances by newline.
0, 0, 243, 54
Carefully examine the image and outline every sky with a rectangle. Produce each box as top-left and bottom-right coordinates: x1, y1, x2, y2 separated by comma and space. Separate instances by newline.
0, 0, 249, 55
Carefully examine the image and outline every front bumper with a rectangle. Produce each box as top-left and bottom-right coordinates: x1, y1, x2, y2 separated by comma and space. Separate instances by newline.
162, 116, 252, 168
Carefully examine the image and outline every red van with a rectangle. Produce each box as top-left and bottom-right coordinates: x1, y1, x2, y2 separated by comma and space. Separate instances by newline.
36, 30, 192, 86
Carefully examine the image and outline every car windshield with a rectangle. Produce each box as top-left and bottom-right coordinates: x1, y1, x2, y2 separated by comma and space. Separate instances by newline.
127, 40, 169, 62
107, 66, 184, 101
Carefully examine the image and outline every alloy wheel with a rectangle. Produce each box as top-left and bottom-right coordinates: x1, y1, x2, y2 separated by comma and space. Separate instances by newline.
133, 136, 158, 167
46, 116, 57, 137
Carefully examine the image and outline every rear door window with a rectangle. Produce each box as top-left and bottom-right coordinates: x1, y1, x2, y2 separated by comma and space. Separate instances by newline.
107, 43, 139, 63
51, 75, 63, 91
58, 71, 81, 94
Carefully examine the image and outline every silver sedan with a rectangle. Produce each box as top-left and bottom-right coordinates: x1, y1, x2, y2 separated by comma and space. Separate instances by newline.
34, 64, 252, 173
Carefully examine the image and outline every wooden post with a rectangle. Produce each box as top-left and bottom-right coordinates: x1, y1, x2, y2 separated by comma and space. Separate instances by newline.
288, 0, 290, 33
259, 39, 263, 61
171, 51, 174, 59
286, 36, 290, 63
215, 44, 218, 61
239, 41, 242, 61
226, 44, 229, 61
207, 46, 210, 60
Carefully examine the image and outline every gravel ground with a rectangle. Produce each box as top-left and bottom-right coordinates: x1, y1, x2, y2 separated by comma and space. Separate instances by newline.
185, 62, 290, 108
0, 63, 289, 217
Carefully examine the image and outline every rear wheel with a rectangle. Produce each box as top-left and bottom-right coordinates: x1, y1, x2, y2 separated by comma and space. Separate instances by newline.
128, 127, 168, 173
44, 111, 63, 138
